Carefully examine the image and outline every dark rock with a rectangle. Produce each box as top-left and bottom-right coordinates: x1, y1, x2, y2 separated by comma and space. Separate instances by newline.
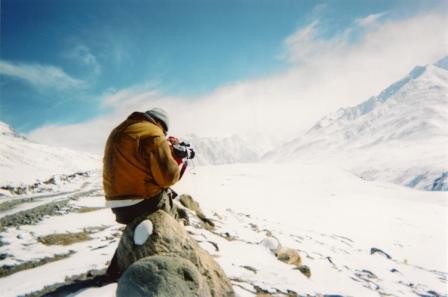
431, 172, 448, 191
0, 251, 74, 278
240, 265, 257, 274
326, 256, 335, 265
179, 194, 202, 213
370, 247, 392, 259
197, 212, 215, 230
117, 255, 211, 297
0, 199, 71, 229
296, 265, 311, 278
358, 269, 377, 279
116, 210, 234, 297
179, 194, 215, 229
43, 177, 56, 185
174, 206, 190, 225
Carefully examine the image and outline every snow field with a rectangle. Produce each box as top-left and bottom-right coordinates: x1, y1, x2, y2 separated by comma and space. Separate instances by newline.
0, 162, 446, 296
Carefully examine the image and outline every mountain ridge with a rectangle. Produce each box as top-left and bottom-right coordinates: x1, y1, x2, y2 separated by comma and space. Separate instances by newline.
0, 122, 101, 186
310, 60, 447, 134
266, 59, 448, 191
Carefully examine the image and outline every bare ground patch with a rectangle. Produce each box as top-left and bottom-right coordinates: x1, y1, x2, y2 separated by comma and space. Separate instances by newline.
0, 200, 72, 230
0, 251, 75, 278
74, 206, 103, 213
0, 197, 36, 212
37, 232, 92, 246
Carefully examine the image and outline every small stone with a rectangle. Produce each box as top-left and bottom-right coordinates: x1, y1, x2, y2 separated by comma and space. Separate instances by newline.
296, 265, 311, 278
275, 246, 302, 266
260, 237, 279, 253
370, 247, 392, 259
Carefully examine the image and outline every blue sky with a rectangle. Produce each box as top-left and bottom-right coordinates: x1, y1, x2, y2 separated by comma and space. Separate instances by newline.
0, 0, 446, 137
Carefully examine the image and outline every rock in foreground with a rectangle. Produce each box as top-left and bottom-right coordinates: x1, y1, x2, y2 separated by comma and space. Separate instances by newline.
116, 210, 234, 297
117, 255, 211, 297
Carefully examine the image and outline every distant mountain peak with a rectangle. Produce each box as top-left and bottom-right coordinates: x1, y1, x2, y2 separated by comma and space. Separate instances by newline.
376, 65, 426, 103
311, 60, 448, 132
434, 55, 448, 70
0, 121, 13, 134
0, 121, 27, 140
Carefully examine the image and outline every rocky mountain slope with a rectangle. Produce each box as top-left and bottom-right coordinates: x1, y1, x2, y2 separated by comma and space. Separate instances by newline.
266, 57, 448, 191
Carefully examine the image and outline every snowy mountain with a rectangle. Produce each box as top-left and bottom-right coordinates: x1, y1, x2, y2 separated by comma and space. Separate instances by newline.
182, 134, 261, 165
0, 122, 101, 186
266, 57, 448, 191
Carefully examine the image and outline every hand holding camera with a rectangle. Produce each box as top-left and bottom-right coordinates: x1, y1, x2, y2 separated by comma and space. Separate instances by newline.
168, 136, 195, 162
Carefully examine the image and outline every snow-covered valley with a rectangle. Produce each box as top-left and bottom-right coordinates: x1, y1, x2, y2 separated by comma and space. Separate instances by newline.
0, 163, 446, 296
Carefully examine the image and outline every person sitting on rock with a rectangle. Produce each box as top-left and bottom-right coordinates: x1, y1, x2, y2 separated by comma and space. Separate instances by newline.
103, 108, 184, 224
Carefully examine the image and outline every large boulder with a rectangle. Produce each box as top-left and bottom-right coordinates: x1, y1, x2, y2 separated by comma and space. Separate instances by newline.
116, 255, 211, 297
116, 210, 234, 297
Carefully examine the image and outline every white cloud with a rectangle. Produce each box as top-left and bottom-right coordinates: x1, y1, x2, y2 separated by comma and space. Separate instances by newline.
0, 60, 84, 90
28, 119, 114, 154
28, 12, 448, 154
65, 44, 101, 76
283, 20, 329, 64
355, 12, 387, 27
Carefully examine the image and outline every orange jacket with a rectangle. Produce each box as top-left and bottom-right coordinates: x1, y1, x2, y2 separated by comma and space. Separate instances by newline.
103, 112, 180, 201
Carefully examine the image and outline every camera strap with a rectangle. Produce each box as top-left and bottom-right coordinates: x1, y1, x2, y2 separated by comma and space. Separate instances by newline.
179, 160, 188, 179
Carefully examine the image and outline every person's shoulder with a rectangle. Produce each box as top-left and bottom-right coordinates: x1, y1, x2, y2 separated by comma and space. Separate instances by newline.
129, 120, 164, 138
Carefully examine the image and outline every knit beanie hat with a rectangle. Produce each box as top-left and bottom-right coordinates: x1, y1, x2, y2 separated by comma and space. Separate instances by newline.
145, 108, 170, 132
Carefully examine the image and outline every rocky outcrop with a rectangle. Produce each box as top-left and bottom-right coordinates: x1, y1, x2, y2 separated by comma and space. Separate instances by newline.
117, 255, 211, 297
116, 210, 234, 297
179, 194, 215, 229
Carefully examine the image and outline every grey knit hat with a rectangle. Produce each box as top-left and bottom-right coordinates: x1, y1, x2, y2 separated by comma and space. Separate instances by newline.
145, 108, 169, 132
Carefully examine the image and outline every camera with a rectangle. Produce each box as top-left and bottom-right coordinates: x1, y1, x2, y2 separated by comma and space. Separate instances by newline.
172, 141, 195, 160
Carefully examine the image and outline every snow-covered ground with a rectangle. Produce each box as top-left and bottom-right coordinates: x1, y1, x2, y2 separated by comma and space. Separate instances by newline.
0, 163, 446, 296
